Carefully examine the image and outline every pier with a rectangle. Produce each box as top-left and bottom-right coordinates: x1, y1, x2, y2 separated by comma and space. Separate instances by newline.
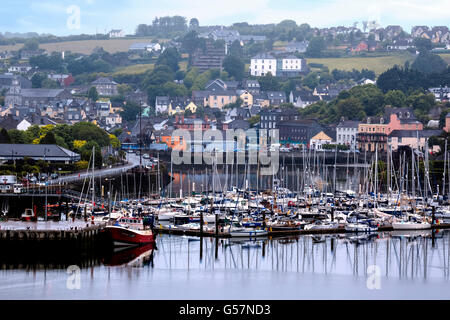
0, 221, 106, 247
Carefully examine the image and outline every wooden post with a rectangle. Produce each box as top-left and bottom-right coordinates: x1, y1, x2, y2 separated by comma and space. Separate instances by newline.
263, 212, 266, 229
200, 212, 204, 236
432, 205, 436, 226
215, 213, 219, 237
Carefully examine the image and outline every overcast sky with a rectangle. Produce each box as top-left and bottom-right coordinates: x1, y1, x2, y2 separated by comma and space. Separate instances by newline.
0, 0, 449, 36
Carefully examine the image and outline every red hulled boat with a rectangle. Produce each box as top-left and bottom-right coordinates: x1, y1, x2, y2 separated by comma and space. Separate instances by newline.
103, 216, 155, 247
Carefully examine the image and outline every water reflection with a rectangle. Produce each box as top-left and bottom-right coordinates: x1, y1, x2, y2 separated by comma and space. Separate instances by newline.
151, 230, 450, 280
1, 230, 450, 299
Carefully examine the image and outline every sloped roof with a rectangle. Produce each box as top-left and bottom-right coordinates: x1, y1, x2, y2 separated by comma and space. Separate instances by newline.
311, 131, 332, 141
0, 144, 79, 160
21, 89, 66, 98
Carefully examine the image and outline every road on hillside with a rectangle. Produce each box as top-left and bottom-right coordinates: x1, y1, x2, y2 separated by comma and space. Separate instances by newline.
48, 154, 154, 185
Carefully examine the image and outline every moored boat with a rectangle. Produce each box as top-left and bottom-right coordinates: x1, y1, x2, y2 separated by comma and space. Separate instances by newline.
392, 220, 431, 230
230, 227, 268, 237
102, 216, 155, 247
21, 208, 36, 222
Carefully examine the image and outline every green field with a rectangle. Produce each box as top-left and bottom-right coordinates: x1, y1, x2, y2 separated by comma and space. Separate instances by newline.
112, 60, 187, 76
113, 64, 155, 76
0, 38, 169, 55
308, 54, 417, 75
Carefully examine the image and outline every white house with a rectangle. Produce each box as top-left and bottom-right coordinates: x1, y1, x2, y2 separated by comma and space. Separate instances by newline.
336, 119, 359, 150
109, 29, 125, 38
310, 131, 332, 150
250, 53, 277, 77
281, 55, 303, 72
8, 65, 32, 74
129, 43, 162, 52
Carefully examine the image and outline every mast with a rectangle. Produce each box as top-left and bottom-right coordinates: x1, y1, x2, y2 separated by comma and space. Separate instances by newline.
374, 143, 378, 208
333, 144, 337, 195
443, 139, 447, 196
92, 145, 95, 212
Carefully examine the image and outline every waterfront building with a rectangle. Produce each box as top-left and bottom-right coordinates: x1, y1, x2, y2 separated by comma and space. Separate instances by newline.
388, 129, 443, 152
0, 144, 80, 163
310, 131, 333, 150
336, 119, 359, 150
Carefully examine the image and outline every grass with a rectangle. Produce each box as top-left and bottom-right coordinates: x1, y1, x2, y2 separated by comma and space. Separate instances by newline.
0, 38, 170, 55
113, 64, 154, 76
307, 53, 417, 76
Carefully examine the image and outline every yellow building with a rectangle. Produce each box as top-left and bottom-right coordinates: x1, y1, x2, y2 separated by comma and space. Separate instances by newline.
240, 91, 253, 107
168, 99, 198, 116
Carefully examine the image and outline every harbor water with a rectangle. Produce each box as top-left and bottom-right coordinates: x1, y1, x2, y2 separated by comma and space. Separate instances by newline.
1, 231, 450, 299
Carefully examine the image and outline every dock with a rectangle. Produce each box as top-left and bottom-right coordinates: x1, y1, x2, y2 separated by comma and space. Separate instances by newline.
0, 221, 106, 244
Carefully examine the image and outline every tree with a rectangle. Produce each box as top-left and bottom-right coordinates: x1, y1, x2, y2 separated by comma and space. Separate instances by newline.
8, 129, 26, 144
413, 38, 433, 53
306, 37, 326, 58
23, 39, 39, 51
109, 134, 121, 149
71, 122, 110, 147
228, 40, 243, 58
88, 87, 99, 102
0, 128, 11, 143
162, 82, 188, 97
40, 131, 57, 145
223, 55, 245, 80
411, 52, 448, 75
31, 72, 48, 88
120, 102, 140, 122
335, 97, 366, 120
189, 18, 199, 30
156, 47, 180, 72
258, 73, 280, 92
41, 79, 60, 89
384, 90, 407, 107
143, 65, 175, 87
302, 72, 319, 90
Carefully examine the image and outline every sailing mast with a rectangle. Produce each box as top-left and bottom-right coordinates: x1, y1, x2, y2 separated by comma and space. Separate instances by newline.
443, 139, 447, 197
92, 145, 95, 213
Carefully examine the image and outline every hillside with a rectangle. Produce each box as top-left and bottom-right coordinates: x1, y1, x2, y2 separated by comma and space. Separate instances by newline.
307, 53, 417, 76
0, 38, 169, 55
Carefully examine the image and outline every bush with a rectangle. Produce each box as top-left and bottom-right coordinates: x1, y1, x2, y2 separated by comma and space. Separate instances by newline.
75, 161, 89, 171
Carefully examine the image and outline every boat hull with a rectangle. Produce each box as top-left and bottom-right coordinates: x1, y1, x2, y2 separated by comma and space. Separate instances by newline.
103, 226, 155, 246
392, 222, 431, 230
230, 230, 268, 237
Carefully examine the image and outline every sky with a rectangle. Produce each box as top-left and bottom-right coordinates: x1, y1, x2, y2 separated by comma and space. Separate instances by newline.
0, 0, 449, 36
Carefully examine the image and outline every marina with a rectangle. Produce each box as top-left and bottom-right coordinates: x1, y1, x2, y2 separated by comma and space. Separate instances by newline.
2, 147, 450, 300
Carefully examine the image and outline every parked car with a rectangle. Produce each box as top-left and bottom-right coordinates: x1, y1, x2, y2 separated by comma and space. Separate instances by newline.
279, 147, 291, 153
50, 173, 59, 180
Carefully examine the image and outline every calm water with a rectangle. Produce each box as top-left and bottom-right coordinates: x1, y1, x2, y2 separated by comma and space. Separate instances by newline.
1, 230, 450, 300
